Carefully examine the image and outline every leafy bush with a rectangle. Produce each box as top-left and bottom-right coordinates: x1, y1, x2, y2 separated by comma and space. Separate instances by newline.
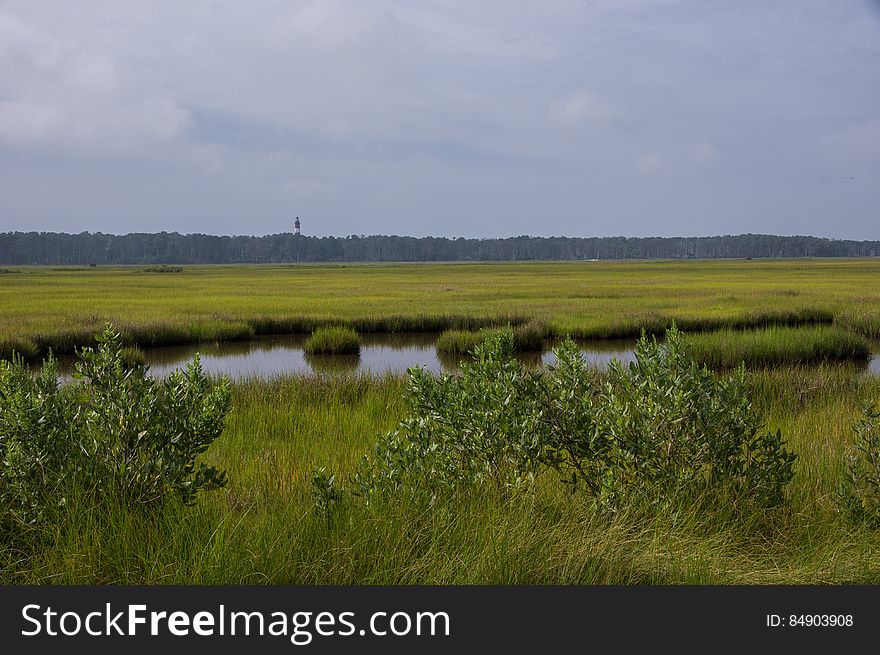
0, 325, 230, 538
356, 330, 544, 499
543, 328, 797, 508
838, 403, 880, 526
142, 265, 183, 273
355, 326, 796, 512
304, 326, 361, 355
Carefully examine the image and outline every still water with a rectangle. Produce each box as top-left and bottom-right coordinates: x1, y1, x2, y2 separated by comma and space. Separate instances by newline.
136, 333, 640, 378
90, 333, 879, 379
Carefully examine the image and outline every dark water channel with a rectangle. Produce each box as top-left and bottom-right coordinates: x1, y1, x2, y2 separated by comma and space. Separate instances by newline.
51, 332, 880, 379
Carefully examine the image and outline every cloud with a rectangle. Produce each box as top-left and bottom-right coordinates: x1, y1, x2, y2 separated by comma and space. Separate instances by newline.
0, 9, 189, 154
633, 142, 717, 175
0, 0, 877, 239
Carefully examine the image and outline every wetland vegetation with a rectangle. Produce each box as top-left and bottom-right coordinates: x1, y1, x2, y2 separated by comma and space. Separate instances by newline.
1, 259, 880, 584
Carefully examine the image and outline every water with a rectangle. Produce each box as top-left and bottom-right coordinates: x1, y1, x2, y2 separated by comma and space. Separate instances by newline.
138, 334, 639, 379
53, 333, 880, 379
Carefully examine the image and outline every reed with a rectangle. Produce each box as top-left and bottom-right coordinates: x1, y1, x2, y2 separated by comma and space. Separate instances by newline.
684, 326, 871, 368
436, 321, 547, 355
304, 326, 361, 355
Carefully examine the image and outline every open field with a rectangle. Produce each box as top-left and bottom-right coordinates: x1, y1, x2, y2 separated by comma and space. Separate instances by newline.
2, 259, 880, 358
2, 259, 880, 584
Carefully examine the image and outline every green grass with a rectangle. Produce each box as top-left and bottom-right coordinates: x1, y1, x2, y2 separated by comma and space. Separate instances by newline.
119, 346, 146, 368
303, 326, 361, 355
2, 259, 880, 584
1, 259, 879, 359
437, 321, 547, 355
3, 366, 880, 584
684, 326, 872, 368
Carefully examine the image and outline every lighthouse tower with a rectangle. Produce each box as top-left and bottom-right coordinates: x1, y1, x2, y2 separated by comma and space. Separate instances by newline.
294, 216, 301, 235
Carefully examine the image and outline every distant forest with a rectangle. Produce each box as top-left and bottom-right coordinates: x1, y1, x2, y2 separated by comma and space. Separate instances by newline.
1, 232, 878, 265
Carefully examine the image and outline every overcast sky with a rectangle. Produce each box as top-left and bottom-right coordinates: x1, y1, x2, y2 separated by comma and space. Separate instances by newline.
1, 1, 878, 238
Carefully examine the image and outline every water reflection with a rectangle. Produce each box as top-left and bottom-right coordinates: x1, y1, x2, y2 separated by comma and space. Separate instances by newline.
304, 352, 360, 375
42, 333, 880, 379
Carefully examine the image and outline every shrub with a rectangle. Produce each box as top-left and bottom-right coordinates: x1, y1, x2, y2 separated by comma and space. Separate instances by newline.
542, 328, 797, 509
355, 325, 796, 512
356, 330, 544, 499
304, 326, 360, 355
838, 403, 880, 526
142, 265, 183, 273
0, 325, 230, 539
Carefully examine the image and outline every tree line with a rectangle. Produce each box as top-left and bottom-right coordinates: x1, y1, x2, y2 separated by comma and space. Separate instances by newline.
0, 231, 877, 265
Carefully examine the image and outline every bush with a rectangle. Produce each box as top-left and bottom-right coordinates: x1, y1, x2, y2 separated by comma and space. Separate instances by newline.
355, 326, 796, 512
142, 265, 183, 273
356, 330, 544, 499
839, 403, 880, 526
304, 326, 360, 355
0, 325, 230, 539
543, 328, 797, 508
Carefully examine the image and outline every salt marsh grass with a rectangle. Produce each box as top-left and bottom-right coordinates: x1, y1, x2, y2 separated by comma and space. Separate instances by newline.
1, 260, 879, 359
303, 326, 361, 355
3, 365, 880, 584
685, 326, 871, 368
3, 260, 880, 584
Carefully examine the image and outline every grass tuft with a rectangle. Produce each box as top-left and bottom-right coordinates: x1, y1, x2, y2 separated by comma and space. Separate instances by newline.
304, 326, 361, 355
436, 321, 547, 355
684, 326, 871, 369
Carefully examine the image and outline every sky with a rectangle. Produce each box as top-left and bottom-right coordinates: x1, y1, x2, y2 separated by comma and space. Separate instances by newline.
0, 1, 878, 239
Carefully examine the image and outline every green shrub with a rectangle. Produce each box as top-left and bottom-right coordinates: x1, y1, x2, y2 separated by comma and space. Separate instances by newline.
304, 326, 361, 355
142, 265, 183, 273
543, 328, 797, 508
355, 326, 796, 512
356, 331, 544, 498
839, 403, 880, 526
0, 325, 230, 540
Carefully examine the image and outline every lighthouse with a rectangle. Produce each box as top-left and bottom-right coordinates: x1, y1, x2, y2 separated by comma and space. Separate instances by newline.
294, 216, 301, 235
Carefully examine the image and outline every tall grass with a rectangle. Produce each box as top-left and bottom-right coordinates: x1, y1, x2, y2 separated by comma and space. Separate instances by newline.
2, 260, 878, 359
303, 326, 361, 355
436, 321, 546, 355
3, 367, 880, 584
684, 326, 871, 368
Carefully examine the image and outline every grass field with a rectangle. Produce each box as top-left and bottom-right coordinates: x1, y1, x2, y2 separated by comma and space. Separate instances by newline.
2, 259, 880, 358
2, 259, 880, 584
3, 366, 880, 584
